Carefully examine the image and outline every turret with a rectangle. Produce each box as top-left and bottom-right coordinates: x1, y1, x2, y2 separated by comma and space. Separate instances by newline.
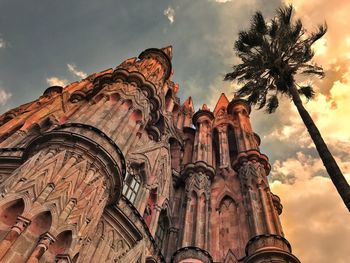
192, 104, 214, 166
227, 96, 259, 152
226, 97, 299, 263
212, 93, 235, 169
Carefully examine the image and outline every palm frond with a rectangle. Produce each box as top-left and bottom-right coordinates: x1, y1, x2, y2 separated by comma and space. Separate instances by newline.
266, 95, 279, 113
309, 23, 327, 44
298, 85, 315, 100
257, 91, 268, 109
278, 4, 293, 25
252, 12, 267, 34
237, 31, 263, 47
290, 19, 303, 41
269, 19, 279, 38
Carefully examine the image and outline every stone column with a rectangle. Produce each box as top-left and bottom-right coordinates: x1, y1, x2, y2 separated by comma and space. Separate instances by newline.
180, 162, 214, 251
217, 125, 229, 167
192, 106, 214, 165
181, 196, 191, 247
227, 98, 259, 153
0, 130, 27, 147
0, 216, 31, 260
26, 232, 56, 263
166, 227, 179, 262
150, 205, 162, 236
123, 120, 143, 154
234, 152, 300, 263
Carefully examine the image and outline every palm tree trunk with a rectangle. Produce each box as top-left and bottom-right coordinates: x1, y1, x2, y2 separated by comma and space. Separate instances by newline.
289, 84, 350, 212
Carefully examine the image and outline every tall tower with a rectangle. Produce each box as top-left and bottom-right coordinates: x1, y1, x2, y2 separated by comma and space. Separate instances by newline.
170, 94, 299, 263
0, 47, 299, 263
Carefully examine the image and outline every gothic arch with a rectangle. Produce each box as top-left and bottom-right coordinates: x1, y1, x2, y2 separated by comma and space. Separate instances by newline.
215, 191, 236, 211
26, 203, 59, 231
217, 195, 240, 259
4, 210, 53, 262
126, 154, 151, 184
130, 109, 143, 122
28, 210, 52, 236
159, 198, 172, 225
54, 223, 78, 244
121, 99, 133, 110
48, 230, 73, 259
108, 92, 121, 102
155, 208, 170, 256
0, 198, 25, 228
0, 194, 31, 220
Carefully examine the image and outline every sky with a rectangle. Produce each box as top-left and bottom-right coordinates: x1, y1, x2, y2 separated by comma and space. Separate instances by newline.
0, 0, 349, 262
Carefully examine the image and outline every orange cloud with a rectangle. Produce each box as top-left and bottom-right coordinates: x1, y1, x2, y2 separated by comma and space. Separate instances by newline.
271, 153, 350, 263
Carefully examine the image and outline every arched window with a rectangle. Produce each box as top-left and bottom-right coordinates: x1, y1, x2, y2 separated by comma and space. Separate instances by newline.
155, 209, 169, 254
122, 164, 142, 205
218, 196, 240, 257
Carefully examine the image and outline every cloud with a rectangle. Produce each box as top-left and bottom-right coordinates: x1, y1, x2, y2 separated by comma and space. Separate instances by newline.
213, 0, 233, 3
283, 0, 350, 98
270, 155, 350, 263
0, 38, 7, 49
163, 6, 175, 24
67, 63, 87, 79
46, 77, 68, 87
0, 88, 12, 105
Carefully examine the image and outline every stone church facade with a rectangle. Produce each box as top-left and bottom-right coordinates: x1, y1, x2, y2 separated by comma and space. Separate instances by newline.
0, 46, 300, 263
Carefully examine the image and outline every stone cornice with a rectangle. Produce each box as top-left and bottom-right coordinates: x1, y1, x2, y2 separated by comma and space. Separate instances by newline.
227, 98, 251, 115
232, 150, 271, 175
192, 109, 214, 125
245, 234, 300, 263
180, 161, 215, 181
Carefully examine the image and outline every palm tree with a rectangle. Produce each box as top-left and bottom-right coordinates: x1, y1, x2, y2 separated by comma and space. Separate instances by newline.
225, 5, 350, 211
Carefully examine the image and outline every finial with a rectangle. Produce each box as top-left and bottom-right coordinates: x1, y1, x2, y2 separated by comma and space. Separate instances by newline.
161, 46, 173, 60
202, 104, 209, 111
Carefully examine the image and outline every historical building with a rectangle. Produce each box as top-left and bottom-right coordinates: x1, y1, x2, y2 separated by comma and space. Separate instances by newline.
0, 46, 300, 263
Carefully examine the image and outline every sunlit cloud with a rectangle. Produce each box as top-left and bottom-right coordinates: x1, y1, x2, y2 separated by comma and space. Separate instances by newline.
271, 156, 350, 263
163, 6, 175, 24
46, 77, 68, 87
67, 63, 87, 79
0, 37, 7, 49
0, 88, 11, 105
